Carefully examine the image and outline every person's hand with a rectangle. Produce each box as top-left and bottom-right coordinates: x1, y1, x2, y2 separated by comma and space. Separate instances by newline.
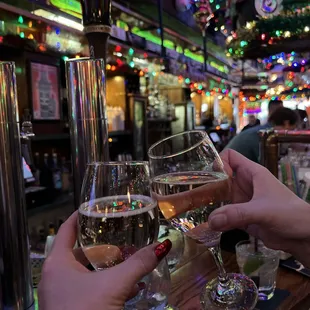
38, 212, 172, 310
209, 149, 310, 267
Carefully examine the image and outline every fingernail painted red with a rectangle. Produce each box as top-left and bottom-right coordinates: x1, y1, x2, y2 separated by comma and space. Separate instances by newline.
154, 239, 172, 261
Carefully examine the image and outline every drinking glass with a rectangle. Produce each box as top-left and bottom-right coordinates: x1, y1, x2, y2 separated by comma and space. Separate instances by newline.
236, 240, 279, 301
158, 219, 184, 272
78, 162, 166, 308
148, 131, 258, 309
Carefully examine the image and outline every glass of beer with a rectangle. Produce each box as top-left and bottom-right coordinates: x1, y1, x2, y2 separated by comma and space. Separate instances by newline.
148, 131, 258, 309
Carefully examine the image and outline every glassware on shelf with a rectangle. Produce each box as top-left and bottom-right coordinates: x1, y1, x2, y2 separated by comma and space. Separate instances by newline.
148, 130, 258, 309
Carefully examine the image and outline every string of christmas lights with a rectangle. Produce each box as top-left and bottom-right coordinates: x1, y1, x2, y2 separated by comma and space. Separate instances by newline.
226, 6, 310, 58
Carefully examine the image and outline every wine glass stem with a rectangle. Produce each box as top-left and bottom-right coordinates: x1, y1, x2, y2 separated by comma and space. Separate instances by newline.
208, 244, 229, 286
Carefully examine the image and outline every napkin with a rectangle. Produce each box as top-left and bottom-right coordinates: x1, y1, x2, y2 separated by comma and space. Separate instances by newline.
255, 289, 290, 310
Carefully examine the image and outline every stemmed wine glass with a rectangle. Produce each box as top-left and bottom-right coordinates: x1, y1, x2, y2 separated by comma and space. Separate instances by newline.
148, 131, 258, 309
78, 162, 171, 309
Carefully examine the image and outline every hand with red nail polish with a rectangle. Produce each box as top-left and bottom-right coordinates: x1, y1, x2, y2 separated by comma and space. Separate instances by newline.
209, 149, 310, 268
38, 212, 172, 310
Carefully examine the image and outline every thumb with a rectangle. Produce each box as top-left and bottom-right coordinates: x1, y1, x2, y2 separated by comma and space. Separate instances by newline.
209, 202, 262, 231
114, 240, 172, 285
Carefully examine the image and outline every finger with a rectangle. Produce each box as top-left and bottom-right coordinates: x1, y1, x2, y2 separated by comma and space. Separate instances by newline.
154, 175, 230, 219
220, 149, 261, 175
111, 240, 172, 286
209, 202, 264, 231
50, 211, 78, 256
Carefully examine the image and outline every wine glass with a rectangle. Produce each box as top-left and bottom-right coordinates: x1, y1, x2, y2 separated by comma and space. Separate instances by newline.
78, 161, 173, 309
148, 131, 258, 309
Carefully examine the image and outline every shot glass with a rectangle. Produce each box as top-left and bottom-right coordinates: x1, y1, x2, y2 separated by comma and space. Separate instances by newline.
236, 240, 279, 301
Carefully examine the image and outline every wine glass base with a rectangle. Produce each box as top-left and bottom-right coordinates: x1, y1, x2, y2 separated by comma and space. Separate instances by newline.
200, 273, 258, 310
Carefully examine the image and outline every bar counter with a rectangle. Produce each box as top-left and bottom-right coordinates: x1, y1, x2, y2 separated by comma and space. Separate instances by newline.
170, 239, 310, 309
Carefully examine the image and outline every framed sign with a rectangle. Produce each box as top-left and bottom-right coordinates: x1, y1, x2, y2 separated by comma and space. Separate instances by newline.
30, 62, 60, 120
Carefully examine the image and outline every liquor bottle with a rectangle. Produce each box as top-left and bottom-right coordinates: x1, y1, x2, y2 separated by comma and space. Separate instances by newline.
33, 152, 41, 186
81, 0, 112, 59
61, 157, 70, 192
44, 224, 56, 257
35, 228, 47, 253
51, 153, 62, 192
40, 153, 54, 190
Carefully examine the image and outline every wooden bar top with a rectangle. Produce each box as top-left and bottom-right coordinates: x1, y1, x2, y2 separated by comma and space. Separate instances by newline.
169, 239, 310, 310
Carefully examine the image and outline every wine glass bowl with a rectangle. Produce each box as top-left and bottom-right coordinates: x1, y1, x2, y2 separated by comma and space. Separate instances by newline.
148, 131, 258, 309
78, 162, 159, 270
149, 131, 230, 245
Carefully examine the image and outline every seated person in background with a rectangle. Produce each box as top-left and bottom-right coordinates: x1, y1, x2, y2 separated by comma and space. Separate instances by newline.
226, 105, 297, 163
241, 115, 260, 132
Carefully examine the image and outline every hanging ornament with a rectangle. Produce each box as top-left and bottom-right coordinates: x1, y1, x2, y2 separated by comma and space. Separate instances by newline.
255, 0, 283, 18
175, 0, 192, 12
192, 0, 214, 31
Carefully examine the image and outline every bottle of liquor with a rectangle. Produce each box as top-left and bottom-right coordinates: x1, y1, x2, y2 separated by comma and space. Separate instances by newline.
35, 228, 47, 253
81, 0, 112, 59
51, 153, 62, 193
40, 153, 54, 190
33, 152, 41, 186
44, 224, 56, 257
61, 157, 70, 192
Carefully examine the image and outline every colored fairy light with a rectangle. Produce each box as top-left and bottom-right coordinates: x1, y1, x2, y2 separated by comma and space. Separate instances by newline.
293, 88, 298, 92
206, 91, 211, 96
129, 61, 134, 68
20, 32, 25, 38
301, 60, 306, 65
198, 84, 203, 90
62, 56, 69, 61
275, 30, 281, 37
18, 16, 24, 24
293, 62, 298, 67
55, 28, 60, 35
261, 34, 266, 40
129, 48, 134, 56
115, 45, 122, 52
240, 41, 247, 47
185, 78, 190, 84
216, 4, 220, 9
305, 26, 310, 32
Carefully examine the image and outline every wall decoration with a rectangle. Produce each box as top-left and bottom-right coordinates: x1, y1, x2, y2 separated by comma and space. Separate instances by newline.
30, 62, 60, 120
255, 0, 283, 17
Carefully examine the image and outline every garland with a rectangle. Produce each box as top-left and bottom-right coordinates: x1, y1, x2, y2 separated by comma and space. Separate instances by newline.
226, 6, 310, 58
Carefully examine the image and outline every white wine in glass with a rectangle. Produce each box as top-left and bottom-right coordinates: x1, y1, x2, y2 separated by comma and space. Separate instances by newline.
149, 131, 258, 310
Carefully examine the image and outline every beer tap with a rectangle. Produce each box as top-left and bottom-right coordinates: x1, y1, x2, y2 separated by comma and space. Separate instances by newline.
0, 62, 33, 309
67, 0, 112, 209
20, 109, 35, 170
